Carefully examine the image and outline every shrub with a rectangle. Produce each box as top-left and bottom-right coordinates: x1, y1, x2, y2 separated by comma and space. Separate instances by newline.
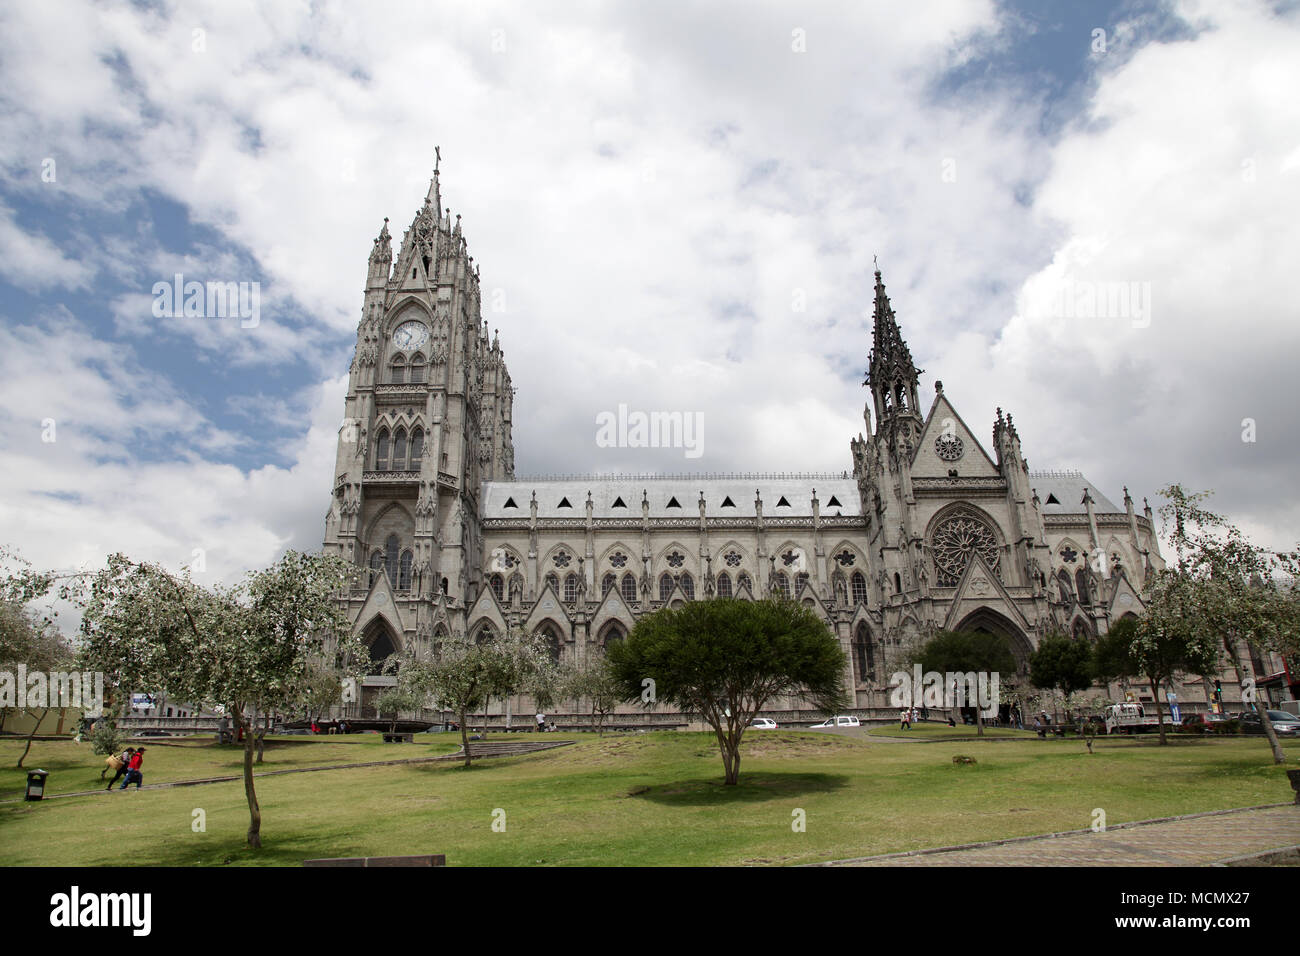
89, 721, 126, 755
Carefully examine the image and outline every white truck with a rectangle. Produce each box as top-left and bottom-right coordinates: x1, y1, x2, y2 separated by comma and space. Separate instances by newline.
1103, 702, 1163, 735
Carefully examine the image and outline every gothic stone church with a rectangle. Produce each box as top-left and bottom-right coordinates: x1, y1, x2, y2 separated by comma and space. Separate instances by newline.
322, 167, 1167, 718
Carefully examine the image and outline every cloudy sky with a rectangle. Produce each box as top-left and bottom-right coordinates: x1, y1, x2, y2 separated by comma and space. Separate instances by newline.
1, 0, 1297, 600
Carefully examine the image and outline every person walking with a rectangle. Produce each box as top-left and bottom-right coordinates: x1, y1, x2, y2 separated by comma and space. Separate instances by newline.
119, 747, 146, 790
899, 708, 911, 731
103, 747, 134, 788
535, 711, 545, 733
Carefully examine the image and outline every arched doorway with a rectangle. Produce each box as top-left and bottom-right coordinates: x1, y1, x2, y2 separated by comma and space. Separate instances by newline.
952, 607, 1034, 674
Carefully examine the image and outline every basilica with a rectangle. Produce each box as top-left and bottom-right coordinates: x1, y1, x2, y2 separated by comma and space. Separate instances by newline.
321, 164, 1170, 717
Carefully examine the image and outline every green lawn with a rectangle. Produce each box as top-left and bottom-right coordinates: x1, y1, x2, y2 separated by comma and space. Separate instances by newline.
862, 722, 1040, 738
0, 731, 1295, 866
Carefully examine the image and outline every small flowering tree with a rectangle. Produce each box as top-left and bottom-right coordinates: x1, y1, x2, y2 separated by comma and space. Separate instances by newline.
77, 551, 364, 849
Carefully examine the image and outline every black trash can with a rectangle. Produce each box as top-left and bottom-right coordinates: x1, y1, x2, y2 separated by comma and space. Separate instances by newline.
25, 769, 49, 801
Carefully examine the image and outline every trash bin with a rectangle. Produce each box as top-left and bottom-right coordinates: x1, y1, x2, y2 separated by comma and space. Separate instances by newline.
25, 769, 49, 801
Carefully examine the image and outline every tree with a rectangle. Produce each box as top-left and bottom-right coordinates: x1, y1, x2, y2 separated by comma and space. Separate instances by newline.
563, 655, 622, 736
77, 551, 363, 848
1028, 633, 1096, 723
1128, 576, 1219, 745
374, 685, 423, 734
395, 633, 540, 768
1151, 485, 1300, 761
0, 601, 75, 767
607, 598, 847, 785
916, 630, 1016, 737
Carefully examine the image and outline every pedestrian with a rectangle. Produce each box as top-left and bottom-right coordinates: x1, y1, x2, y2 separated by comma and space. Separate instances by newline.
899, 708, 911, 730
119, 747, 146, 790
103, 747, 135, 787
535, 711, 545, 733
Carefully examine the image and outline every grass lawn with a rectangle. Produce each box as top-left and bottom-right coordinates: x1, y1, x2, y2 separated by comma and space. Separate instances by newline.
0, 731, 1295, 867
862, 722, 1039, 738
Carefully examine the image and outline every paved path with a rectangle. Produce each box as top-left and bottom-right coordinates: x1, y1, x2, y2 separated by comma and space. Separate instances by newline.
824, 804, 1300, 866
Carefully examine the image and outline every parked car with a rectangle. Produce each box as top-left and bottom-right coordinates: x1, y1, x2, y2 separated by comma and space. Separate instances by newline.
1239, 711, 1300, 736
809, 715, 860, 728
1180, 713, 1231, 733
749, 718, 778, 730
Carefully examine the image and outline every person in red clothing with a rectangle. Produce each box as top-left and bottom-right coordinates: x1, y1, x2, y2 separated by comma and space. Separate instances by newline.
119, 747, 146, 790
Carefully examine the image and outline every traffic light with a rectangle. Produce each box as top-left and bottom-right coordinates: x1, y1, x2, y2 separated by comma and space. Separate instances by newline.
1213, 679, 1223, 702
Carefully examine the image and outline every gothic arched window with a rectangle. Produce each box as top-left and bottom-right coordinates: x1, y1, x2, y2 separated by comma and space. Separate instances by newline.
393, 428, 407, 471
410, 428, 424, 465
851, 571, 868, 606
1058, 570, 1074, 603
774, 572, 790, 600
602, 572, 616, 597
376, 429, 390, 471
659, 573, 674, 601
385, 535, 400, 588
563, 573, 580, 603
390, 356, 406, 384
716, 571, 732, 598
489, 574, 504, 603
894, 572, 902, 594
680, 572, 695, 600
853, 623, 875, 683
621, 573, 638, 605
544, 572, 559, 595
398, 550, 413, 591
738, 572, 752, 594
793, 572, 808, 596
1075, 569, 1091, 606
368, 550, 383, 586
409, 353, 426, 384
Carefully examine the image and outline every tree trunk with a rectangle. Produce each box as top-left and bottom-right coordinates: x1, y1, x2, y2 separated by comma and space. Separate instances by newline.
234, 708, 262, 848
1224, 633, 1285, 764
1150, 680, 1167, 745
459, 705, 472, 768
17, 708, 48, 768
975, 708, 985, 737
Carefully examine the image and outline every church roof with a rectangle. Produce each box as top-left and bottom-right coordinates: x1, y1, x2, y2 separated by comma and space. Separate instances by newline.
482, 476, 863, 519
1030, 471, 1122, 514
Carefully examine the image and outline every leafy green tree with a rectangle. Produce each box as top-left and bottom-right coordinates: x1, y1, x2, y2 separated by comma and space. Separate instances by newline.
77, 551, 363, 848
1155, 485, 1300, 763
608, 598, 847, 785
563, 655, 622, 735
916, 630, 1016, 737
1028, 633, 1096, 723
0, 601, 75, 766
375, 685, 424, 734
395, 632, 541, 767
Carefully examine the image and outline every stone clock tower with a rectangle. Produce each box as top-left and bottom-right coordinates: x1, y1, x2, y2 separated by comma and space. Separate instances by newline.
323, 156, 515, 680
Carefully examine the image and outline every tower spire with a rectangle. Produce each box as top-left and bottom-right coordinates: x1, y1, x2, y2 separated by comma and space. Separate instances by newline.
864, 265, 923, 434
425, 145, 442, 211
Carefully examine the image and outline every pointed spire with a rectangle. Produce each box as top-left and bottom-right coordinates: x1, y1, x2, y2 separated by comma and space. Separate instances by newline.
425, 146, 442, 210
864, 264, 922, 410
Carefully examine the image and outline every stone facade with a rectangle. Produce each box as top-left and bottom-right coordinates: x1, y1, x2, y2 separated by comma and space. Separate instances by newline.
323, 167, 1273, 718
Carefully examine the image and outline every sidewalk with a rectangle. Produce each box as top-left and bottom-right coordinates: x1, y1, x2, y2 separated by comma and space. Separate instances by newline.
823, 804, 1300, 866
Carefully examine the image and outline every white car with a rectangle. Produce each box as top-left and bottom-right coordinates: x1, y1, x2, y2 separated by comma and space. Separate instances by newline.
749, 718, 778, 730
809, 715, 860, 728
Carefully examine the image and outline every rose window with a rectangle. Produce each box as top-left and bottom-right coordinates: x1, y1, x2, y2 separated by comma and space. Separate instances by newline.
935, 434, 964, 461
666, 551, 684, 568
610, 552, 627, 568
553, 550, 571, 568
931, 510, 1000, 587
834, 549, 856, 567
724, 551, 741, 567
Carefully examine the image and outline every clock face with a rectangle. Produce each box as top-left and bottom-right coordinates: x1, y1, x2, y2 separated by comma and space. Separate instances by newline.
392, 320, 429, 352
935, 433, 964, 462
